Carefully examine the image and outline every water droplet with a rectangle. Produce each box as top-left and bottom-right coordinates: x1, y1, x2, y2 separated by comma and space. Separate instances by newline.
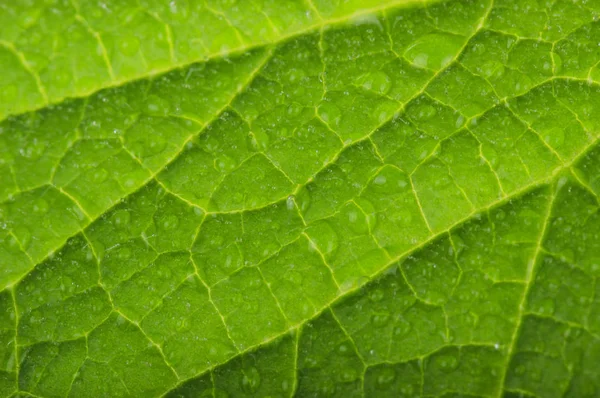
214, 154, 236, 172
414, 104, 437, 120
372, 102, 396, 124
168, 0, 191, 19
33, 198, 49, 214
338, 367, 358, 383
400, 384, 414, 395
375, 366, 396, 388
538, 298, 555, 315
160, 215, 179, 231
145, 95, 170, 116
337, 342, 353, 356
404, 33, 464, 70
369, 288, 384, 302
287, 102, 303, 116
356, 71, 392, 95
543, 128, 565, 149
318, 102, 342, 126
530, 368, 542, 381
111, 210, 131, 229
19, 8, 41, 28
90, 168, 109, 183
552, 52, 563, 74
23, 141, 46, 160
495, 209, 506, 221
240, 366, 260, 393
411, 53, 429, 68
374, 174, 387, 185
13, 227, 31, 250
304, 356, 319, 368
117, 246, 132, 260
436, 353, 459, 372
202, 136, 220, 153
4, 235, 21, 254
284, 270, 303, 284
119, 35, 140, 56
371, 312, 390, 328
287, 68, 306, 83
247, 130, 270, 151
295, 186, 311, 214
286, 195, 295, 210
244, 300, 260, 314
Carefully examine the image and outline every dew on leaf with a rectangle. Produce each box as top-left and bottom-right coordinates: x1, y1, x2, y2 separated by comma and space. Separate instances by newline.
117, 246, 132, 260
375, 366, 396, 388
374, 174, 387, 185
371, 312, 390, 328
404, 33, 463, 70
214, 154, 237, 172
247, 130, 270, 151
145, 95, 171, 116
537, 298, 555, 315
368, 288, 384, 302
304, 355, 319, 368
338, 367, 358, 383
240, 366, 261, 393
111, 210, 131, 229
356, 71, 392, 95
33, 198, 49, 214
119, 36, 141, 56
318, 102, 342, 126
337, 342, 353, 356
90, 168, 109, 183
436, 353, 459, 372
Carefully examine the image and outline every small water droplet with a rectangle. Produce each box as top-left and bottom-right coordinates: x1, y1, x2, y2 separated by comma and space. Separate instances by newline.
90, 168, 109, 183
318, 102, 342, 126
117, 246, 132, 260
304, 356, 319, 368
552, 52, 563, 74
119, 35, 140, 56
214, 154, 236, 172
538, 298, 555, 315
415, 104, 437, 120
337, 342, 353, 356
404, 33, 464, 70
374, 174, 387, 185
356, 71, 392, 95
22, 141, 46, 160
375, 366, 396, 388
369, 288, 384, 302
286, 195, 295, 210
33, 198, 49, 214
338, 367, 358, 383
436, 353, 459, 372
371, 312, 390, 328
145, 95, 170, 116
287, 102, 303, 116
247, 130, 270, 151
111, 210, 131, 229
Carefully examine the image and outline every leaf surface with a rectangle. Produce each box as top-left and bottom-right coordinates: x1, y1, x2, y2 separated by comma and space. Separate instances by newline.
1, 0, 600, 397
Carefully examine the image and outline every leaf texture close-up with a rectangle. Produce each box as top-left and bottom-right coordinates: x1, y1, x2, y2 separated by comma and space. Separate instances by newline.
1, 0, 600, 397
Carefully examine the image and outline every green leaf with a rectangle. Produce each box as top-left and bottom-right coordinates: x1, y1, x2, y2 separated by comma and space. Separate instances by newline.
1, 0, 600, 397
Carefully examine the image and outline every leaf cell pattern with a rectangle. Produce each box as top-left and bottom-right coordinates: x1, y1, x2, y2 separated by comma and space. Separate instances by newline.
1, 0, 600, 397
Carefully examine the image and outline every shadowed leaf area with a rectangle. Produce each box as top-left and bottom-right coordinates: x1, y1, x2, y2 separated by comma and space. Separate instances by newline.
1, 0, 600, 397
